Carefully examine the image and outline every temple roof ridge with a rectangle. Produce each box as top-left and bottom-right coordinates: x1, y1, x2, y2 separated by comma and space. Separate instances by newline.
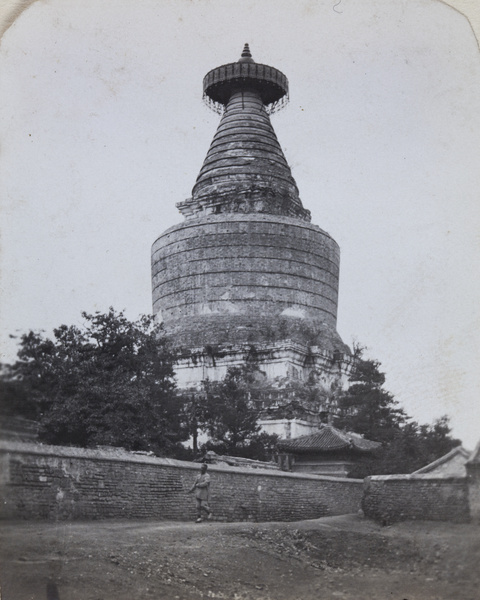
278, 424, 382, 454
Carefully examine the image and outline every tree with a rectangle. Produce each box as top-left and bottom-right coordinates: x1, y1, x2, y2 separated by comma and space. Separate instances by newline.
198, 365, 277, 459
1, 309, 187, 456
333, 345, 461, 477
334, 348, 407, 444
0, 366, 36, 419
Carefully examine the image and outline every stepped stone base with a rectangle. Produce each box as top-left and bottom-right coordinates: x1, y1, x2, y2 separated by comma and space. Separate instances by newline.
173, 338, 353, 391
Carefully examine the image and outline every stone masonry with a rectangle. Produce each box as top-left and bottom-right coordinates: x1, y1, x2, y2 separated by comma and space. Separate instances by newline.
362, 474, 471, 525
151, 45, 352, 437
0, 441, 363, 522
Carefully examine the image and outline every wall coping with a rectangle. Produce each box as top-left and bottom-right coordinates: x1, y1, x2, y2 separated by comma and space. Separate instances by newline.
366, 473, 467, 483
0, 440, 363, 484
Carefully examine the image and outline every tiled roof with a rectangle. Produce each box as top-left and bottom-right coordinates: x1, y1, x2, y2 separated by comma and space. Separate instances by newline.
278, 424, 381, 454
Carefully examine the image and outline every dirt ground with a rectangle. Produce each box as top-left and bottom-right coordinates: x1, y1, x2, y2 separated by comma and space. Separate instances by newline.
0, 514, 479, 600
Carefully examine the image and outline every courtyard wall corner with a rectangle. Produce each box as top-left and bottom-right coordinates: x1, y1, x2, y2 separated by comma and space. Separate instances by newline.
362, 474, 470, 525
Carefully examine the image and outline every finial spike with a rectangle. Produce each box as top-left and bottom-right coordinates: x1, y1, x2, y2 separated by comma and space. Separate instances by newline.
238, 43, 254, 64
241, 43, 251, 58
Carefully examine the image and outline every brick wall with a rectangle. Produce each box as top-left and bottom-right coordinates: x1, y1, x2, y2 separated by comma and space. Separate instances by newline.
362, 474, 470, 524
0, 441, 363, 522
467, 462, 480, 524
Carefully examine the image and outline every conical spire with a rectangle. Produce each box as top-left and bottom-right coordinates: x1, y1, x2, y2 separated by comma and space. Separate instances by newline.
177, 46, 310, 221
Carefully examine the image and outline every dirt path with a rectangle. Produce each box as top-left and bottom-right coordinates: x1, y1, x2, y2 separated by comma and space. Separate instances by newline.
1, 515, 479, 600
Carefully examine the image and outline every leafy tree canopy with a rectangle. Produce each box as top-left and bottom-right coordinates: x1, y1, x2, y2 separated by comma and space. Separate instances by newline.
334, 351, 407, 444
1, 309, 187, 456
195, 365, 278, 460
333, 345, 461, 477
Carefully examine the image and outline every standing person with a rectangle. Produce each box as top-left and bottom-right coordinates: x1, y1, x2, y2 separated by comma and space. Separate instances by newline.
188, 463, 213, 522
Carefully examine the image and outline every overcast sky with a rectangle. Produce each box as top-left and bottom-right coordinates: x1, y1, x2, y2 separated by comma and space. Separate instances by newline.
1, 0, 479, 448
